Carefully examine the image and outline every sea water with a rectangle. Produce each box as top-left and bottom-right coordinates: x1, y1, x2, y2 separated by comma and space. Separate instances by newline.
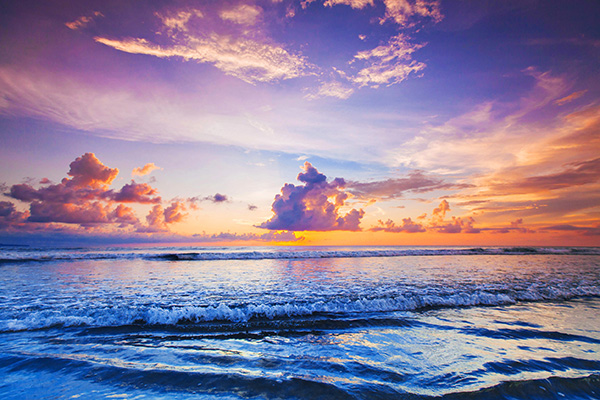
0, 245, 599, 399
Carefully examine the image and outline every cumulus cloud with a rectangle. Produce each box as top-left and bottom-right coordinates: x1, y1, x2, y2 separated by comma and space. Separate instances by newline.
432, 216, 480, 234
259, 162, 365, 231
4, 153, 169, 228
132, 163, 162, 177
432, 199, 450, 219
65, 153, 118, 189
369, 217, 425, 233
107, 181, 162, 203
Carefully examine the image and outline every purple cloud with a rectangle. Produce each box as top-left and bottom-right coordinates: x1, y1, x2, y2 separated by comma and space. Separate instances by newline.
259, 162, 365, 231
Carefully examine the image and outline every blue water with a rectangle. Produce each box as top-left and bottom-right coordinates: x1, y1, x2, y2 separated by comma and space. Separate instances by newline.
0, 245, 599, 399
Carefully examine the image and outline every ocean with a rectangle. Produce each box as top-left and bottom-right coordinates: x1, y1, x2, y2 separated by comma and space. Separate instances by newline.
0, 245, 599, 399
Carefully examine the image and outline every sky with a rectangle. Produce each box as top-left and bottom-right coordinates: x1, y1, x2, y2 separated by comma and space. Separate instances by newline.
0, 0, 599, 246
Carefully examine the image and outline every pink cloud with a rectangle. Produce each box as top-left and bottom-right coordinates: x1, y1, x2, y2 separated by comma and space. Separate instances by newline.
107, 181, 162, 203
347, 171, 472, 199
369, 217, 425, 233
259, 162, 365, 231
4, 153, 173, 229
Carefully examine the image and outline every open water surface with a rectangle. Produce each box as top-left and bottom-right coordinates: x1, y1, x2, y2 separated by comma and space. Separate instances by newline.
0, 245, 599, 399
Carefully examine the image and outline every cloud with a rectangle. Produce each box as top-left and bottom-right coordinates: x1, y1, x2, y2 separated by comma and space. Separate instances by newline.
0, 201, 28, 229
350, 34, 426, 87
541, 224, 600, 236
432, 199, 450, 219
259, 162, 365, 231
106, 181, 162, 204
324, 0, 374, 9
432, 216, 480, 234
94, 5, 312, 85
142, 201, 187, 231
132, 163, 162, 177
248, 204, 258, 211
205, 193, 229, 203
156, 9, 203, 33
65, 11, 103, 30
164, 201, 187, 224
27, 201, 138, 226
219, 4, 262, 25
380, 0, 443, 26
305, 81, 355, 100
426, 200, 481, 233
347, 171, 472, 199
369, 217, 425, 233
4, 153, 171, 229
487, 157, 600, 194
554, 90, 587, 106
65, 153, 118, 189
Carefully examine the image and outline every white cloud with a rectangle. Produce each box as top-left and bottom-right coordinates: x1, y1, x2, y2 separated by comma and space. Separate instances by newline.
380, 0, 443, 26
324, 0, 374, 9
305, 81, 355, 100
219, 4, 262, 25
95, 35, 310, 84
350, 34, 425, 87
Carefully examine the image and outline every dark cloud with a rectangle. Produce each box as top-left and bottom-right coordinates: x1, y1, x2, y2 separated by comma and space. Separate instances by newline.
347, 171, 472, 200
541, 224, 600, 236
248, 204, 258, 211
259, 162, 364, 231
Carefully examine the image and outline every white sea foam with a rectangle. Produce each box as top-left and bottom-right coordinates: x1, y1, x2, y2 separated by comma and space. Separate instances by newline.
2, 286, 599, 332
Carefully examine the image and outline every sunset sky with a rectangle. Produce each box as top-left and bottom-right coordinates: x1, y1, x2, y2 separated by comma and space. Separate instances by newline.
0, 0, 599, 246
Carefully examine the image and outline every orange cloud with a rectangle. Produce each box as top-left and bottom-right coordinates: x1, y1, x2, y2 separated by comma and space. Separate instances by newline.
132, 163, 161, 177
554, 90, 587, 106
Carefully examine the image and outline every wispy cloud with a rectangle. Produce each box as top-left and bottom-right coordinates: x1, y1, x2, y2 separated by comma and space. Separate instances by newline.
305, 81, 355, 100
65, 11, 103, 30
350, 34, 426, 87
95, 35, 310, 84
219, 4, 262, 25
554, 90, 587, 106
347, 171, 472, 199
380, 0, 443, 26
324, 0, 375, 9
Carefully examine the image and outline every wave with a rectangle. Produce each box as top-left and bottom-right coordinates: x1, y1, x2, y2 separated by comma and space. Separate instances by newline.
3, 286, 599, 332
1, 246, 599, 264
